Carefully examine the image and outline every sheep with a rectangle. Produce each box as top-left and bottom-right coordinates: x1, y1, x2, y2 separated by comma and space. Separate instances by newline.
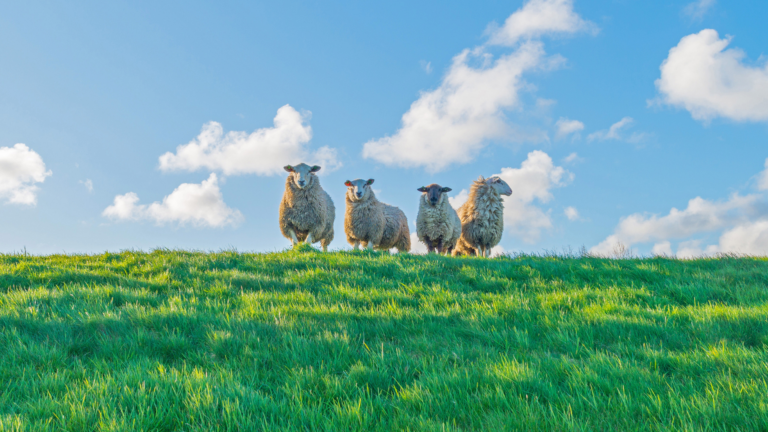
343, 178, 410, 253
416, 183, 461, 255
279, 163, 335, 251
452, 176, 512, 258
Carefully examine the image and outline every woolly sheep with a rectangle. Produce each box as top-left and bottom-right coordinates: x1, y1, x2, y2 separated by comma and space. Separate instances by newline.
452, 176, 512, 258
279, 163, 335, 251
416, 183, 461, 255
343, 178, 410, 253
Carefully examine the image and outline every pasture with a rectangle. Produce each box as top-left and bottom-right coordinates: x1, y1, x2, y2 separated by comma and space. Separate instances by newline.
0, 246, 767, 431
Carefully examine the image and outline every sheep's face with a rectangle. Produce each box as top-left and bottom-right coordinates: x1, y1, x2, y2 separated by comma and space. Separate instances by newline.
345, 179, 374, 202
486, 176, 512, 196
417, 184, 452, 207
284, 163, 320, 189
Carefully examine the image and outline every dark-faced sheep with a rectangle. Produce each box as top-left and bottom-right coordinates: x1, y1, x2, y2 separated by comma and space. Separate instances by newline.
452, 176, 512, 258
344, 178, 410, 253
279, 163, 335, 251
416, 184, 461, 255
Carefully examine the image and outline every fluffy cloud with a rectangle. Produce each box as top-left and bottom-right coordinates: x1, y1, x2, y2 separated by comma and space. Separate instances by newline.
564, 206, 579, 220
0, 144, 52, 205
363, 42, 549, 172
159, 105, 340, 176
362, 0, 594, 172
555, 118, 584, 139
591, 193, 761, 256
449, 189, 469, 210
683, 0, 715, 21
486, 0, 596, 46
717, 221, 768, 255
587, 117, 645, 142
103, 174, 243, 227
655, 29, 768, 122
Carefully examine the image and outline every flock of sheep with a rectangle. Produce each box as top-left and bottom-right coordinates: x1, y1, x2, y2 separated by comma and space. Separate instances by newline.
278, 163, 513, 257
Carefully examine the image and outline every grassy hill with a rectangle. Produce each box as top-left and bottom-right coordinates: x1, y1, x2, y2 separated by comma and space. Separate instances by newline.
1, 246, 767, 431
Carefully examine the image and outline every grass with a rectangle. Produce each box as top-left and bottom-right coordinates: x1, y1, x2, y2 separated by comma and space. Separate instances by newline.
0, 244, 767, 431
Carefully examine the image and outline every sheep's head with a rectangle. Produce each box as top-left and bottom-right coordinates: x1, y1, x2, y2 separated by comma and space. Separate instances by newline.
345, 179, 374, 202
417, 184, 451, 206
284, 163, 320, 189
486, 176, 512, 196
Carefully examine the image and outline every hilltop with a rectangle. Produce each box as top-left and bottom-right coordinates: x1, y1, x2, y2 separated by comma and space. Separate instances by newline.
1, 247, 767, 431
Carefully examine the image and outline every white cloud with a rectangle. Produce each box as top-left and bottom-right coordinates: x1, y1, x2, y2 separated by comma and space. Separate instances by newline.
420, 60, 433, 74
591, 193, 760, 255
495, 150, 573, 242
717, 221, 768, 255
655, 29, 768, 122
409, 231, 428, 255
683, 0, 715, 21
449, 189, 469, 210
80, 179, 94, 193
486, 0, 596, 46
102, 173, 243, 227
363, 42, 550, 172
0, 144, 51, 205
651, 241, 673, 256
555, 117, 584, 140
564, 206, 579, 220
587, 117, 645, 142
363, 0, 594, 172
563, 152, 582, 164
158, 105, 340, 176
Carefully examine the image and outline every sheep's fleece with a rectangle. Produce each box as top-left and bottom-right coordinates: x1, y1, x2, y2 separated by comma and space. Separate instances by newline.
279, 163, 335, 251
453, 176, 512, 258
416, 184, 461, 254
344, 179, 410, 252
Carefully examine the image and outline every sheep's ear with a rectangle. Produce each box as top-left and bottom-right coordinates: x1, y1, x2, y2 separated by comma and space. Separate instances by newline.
366, 179, 375, 185
284, 165, 294, 172
417, 187, 427, 192
310, 165, 321, 173
442, 187, 452, 193
344, 180, 353, 187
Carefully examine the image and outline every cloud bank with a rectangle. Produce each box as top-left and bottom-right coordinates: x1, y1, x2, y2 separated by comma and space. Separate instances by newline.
592, 159, 768, 257
103, 174, 243, 227
159, 105, 340, 176
363, 0, 594, 172
0, 144, 52, 205
655, 29, 768, 122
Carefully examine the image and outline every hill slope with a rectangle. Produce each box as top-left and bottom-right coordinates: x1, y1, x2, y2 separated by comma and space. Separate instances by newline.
1, 247, 767, 431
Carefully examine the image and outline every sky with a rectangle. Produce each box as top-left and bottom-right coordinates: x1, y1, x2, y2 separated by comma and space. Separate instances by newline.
2, 0, 768, 257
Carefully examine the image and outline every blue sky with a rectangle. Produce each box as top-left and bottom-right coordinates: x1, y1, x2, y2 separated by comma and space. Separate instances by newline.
2, 0, 768, 256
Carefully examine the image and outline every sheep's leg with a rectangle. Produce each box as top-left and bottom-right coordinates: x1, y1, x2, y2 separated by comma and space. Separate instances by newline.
479, 246, 486, 257
485, 247, 492, 258
305, 232, 314, 244
366, 241, 374, 251
322, 244, 328, 252
437, 239, 444, 255
353, 241, 360, 250
288, 229, 299, 246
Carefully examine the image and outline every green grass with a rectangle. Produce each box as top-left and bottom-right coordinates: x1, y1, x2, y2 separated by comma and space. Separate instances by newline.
1, 245, 767, 431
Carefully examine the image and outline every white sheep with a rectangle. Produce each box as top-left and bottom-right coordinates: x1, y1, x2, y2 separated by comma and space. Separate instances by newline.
279, 163, 335, 251
416, 183, 461, 255
452, 176, 512, 258
343, 178, 410, 253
